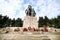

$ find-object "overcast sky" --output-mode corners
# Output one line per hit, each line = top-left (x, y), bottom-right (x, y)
(0, 0), (60, 20)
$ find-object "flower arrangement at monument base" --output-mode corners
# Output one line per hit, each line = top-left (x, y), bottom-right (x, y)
(14, 28), (20, 32)
(23, 28), (28, 32)
(23, 27), (39, 32)
(14, 29), (19, 32)
(28, 27), (32, 30)
(44, 27), (48, 32)
(34, 28), (38, 32)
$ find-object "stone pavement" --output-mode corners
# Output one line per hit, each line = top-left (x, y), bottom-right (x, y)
(0, 32), (60, 40)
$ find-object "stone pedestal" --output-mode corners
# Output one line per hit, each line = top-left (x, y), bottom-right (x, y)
(23, 16), (38, 29)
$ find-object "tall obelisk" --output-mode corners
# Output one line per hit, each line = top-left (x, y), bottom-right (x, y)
(23, 5), (38, 29)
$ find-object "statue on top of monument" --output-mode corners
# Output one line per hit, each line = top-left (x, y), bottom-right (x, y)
(25, 5), (36, 17)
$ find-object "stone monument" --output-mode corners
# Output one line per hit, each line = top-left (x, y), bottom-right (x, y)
(23, 5), (38, 29)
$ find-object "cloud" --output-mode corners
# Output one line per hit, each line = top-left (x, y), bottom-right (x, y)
(0, 0), (60, 20)
(35, 0), (60, 19)
(0, 0), (24, 19)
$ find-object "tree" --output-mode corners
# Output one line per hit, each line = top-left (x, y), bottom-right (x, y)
(44, 16), (49, 26)
(0, 15), (3, 28)
(11, 18), (23, 27)
(38, 17), (44, 27)
(16, 18), (23, 27)
(11, 18), (15, 27)
(57, 16), (60, 28)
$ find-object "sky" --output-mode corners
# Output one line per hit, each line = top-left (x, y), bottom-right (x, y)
(0, 0), (60, 20)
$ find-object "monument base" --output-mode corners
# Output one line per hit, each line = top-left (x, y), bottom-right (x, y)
(23, 16), (38, 29)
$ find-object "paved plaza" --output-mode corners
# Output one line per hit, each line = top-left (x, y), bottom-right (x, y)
(0, 32), (60, 40)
